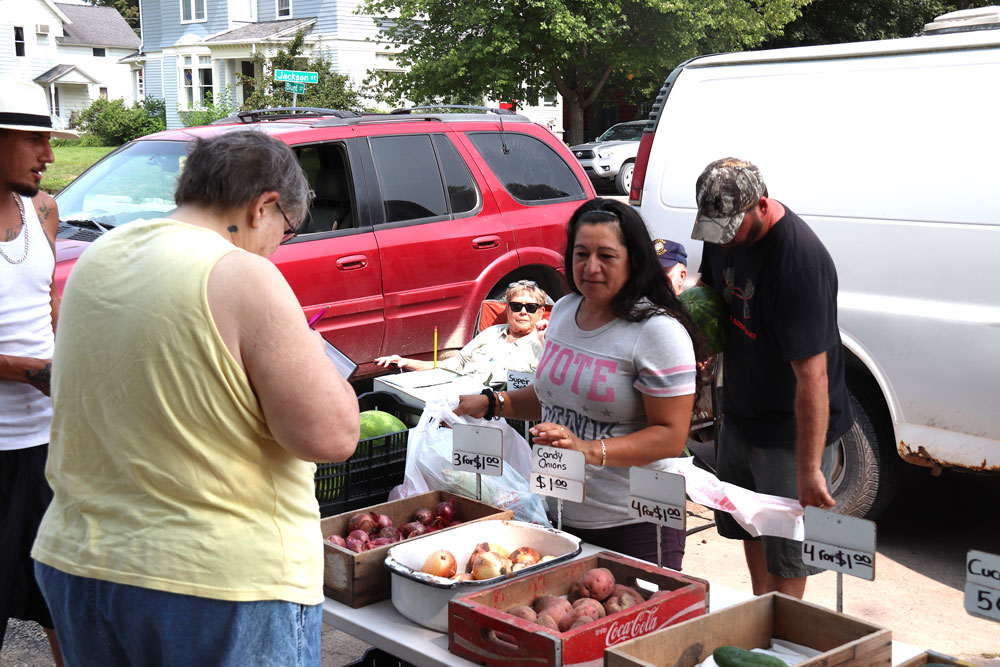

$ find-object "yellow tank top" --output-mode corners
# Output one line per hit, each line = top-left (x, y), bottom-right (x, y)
(33, 219), (323, 604)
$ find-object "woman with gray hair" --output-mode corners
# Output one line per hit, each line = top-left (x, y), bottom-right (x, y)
(375, 280), (549, 381)
(32, 130), (359, 666)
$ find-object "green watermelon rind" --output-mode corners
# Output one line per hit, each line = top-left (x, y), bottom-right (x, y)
(315, 410), (407, 503)
(679, 286), (728, 354)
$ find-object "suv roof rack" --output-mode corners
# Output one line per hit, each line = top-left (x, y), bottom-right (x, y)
(390, 104), (517, 115)
(211, 107), (362, 125)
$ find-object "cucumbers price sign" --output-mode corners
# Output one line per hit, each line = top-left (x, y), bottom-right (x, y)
(802, 507), (876, 581)
(966, 550), (1000, 623)
(628, 467), (686, 531)
(531, 445), (585, 503)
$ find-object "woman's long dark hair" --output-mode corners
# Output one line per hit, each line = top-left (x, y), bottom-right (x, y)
(563, 198), (714, 366)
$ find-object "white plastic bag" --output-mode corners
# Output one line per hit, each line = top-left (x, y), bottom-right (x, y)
(388, 396), (551, 527)
(664, 456), (805, 540)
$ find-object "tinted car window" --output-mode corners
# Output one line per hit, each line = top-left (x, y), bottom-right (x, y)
(433, 134), (479, 215)
(370, 134), (447, 223)
(467, 132), (585, 203)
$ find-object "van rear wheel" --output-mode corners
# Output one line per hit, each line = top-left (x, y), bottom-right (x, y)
(830, 376), (902, 520)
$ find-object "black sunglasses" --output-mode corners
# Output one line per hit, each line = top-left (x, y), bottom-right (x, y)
(276, 202), (297, 240)
(508, 301), (541, 314)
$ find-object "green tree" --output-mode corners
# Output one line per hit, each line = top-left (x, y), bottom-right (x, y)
(761, 0), (997, 48)
(87, 0), (140, 36)
(360, 0), (811, 145)
(237, 32), (362, 112)
(71, 97), (165, 145)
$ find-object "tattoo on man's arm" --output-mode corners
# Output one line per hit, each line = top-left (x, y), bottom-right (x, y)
(4, 227), (16, 242)
(39, 201), (51, 221)
(25, 363), (52, 393)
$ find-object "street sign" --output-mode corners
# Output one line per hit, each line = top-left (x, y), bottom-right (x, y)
(275, 69), (318, 84)
(284, 81), (305, 94)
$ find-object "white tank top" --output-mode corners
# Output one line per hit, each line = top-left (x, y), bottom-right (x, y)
(0, 194), (55, 450)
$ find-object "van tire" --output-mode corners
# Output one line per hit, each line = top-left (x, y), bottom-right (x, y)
(831, 376), (902, 520)
(615, 162), (634, 195)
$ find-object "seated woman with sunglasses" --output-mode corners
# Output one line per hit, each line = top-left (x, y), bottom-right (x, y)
(375, 281), (549, 380)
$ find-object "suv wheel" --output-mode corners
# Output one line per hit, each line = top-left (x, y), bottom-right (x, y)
(615, 162), (634, 195)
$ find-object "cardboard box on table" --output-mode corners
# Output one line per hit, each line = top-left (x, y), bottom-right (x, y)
(321, 491), (511, 608)
(448, 551), (709, 667)
(605, 592), (892, 667)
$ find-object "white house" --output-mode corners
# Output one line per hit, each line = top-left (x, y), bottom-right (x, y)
(132, 0), (563, 131)
(1, 0), (141, 128)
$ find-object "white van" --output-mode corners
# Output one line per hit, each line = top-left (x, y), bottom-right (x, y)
(631, 10), (1000, 519)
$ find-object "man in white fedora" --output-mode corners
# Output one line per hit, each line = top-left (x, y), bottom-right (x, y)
(0, 76), (75, 666)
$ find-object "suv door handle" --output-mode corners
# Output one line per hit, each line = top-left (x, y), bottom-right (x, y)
(336, 254), (368, 270)
(472, 235), (501, 250)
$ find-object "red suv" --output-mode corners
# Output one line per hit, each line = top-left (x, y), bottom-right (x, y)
(54, 108), (595, 378)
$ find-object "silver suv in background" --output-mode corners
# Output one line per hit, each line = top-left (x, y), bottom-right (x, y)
(569, 120), (644, 195)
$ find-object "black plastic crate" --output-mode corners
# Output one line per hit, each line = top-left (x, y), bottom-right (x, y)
(314, 392), (419, 518)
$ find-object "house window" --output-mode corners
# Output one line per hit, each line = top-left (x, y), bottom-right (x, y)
(93, 47), (106, 57)
(182, 57), (213, 107)
(181, 0), (206, 22)
(241, 60), (255, 104)
(134, 68), (144, 100)
(99, 87), (108, 98)
(277, 0), (291, 17)
(14, 26), (25, 57)
(52, 88), (60, 116)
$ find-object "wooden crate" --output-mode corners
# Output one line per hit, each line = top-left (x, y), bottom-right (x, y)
(897, 650), (977, 666)
(448, 551), (709, 667)
(321, 491), (512, 608)
(605, 592), (892, 667)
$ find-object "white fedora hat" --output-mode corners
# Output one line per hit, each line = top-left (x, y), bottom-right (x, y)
(0, 76), (79, 139)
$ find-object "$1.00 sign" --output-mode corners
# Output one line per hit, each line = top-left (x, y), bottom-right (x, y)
(531, 445), (585, 503)
(965, 550), (1000, 623)
(628, 467), (686, 531)
(451, 423), (503, 476)
(802, 507), (876, 581)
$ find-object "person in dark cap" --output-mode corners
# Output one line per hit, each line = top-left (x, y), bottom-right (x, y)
(654, 238), (688, 294)
(692, 157), (852, 599)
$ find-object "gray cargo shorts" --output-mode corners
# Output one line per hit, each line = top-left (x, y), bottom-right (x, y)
(713, 424), (838, 579)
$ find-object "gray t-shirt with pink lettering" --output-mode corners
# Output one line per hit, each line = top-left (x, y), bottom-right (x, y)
(533, 294), (696, 529)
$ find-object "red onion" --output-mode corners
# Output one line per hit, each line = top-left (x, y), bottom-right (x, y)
(347, 529), (369, 544)
(434, 499), (456, 523)
(399, 521), (427, 538)
(412, 508), (434, 525)
(374, 513), (394, 530)
(346, 537), (365, 553)
(325, 534), (347, 548)
(377, 526), (400, 541)
(348, 512), (376, 535)
(369, 537), (394, 548)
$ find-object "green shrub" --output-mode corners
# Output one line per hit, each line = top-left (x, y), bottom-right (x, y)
(178, 88), (235, 127)
(71, 97), (166, 145)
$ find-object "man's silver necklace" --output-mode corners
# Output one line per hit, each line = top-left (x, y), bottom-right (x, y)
(1, 193), (29, 264)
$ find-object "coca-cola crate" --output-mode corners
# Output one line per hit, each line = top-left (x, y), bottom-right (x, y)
(448, 551), (708, 667)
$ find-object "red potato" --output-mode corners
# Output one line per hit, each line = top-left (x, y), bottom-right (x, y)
(534, 613), (559, 631)
(505, 605), (537, 622)
(566, 579), (582, 602)
(532, 596), (572, 626)
(604, 590), (641, 615)
(571, 597), (606, 619)
(557, 610), (583, 632)
(570, 615), (595, 630)
(577, 567), (616, 601)
(611, 584), (644, 604)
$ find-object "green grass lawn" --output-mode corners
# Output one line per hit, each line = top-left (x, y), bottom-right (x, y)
(43, 145), (115, 194)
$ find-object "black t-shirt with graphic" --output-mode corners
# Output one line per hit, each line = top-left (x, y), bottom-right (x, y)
(699, 205), (852, 448)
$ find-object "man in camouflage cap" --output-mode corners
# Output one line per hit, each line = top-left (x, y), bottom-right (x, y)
(692, 157), (853, 599)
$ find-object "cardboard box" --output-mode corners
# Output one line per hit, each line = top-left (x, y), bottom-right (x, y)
(897, 650), (977, 666)
(321, 491), (512, 608)
(448, 551), (709, 667)
(605, 592), (891, 667)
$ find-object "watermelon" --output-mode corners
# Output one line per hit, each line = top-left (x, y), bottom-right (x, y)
(315, 410), (406, 505)
(679, 286), (728, 354)
(359, 410), (407, 448)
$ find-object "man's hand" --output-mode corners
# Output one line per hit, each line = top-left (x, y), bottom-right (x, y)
(25, 360), (53, 396)
(798, 467), (836, 509)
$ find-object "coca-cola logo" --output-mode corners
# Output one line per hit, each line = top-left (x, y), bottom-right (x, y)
(604, 609), (663, 646)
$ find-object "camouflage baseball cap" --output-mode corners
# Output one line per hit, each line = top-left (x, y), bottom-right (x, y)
(691, 158), (766, 244)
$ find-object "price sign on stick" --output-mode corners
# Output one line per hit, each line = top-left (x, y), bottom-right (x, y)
(628, 467), (686, 532)
(531, 445), (585, 503)
(452, 424), (503, 476)
(506, 370), (534, 391)
(965, 550), (1000, 623)
(802, 507), (876, 581)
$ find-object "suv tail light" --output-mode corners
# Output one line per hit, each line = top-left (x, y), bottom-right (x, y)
(629, 130), (654, 205)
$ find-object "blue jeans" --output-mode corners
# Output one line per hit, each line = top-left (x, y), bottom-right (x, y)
(35, 562), (321, 666)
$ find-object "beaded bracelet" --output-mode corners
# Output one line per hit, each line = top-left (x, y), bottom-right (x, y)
(481, 388), (496, 420)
